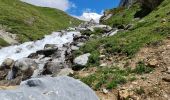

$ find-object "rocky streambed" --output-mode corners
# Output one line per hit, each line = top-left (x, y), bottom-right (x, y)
(0, 20), (118, 100)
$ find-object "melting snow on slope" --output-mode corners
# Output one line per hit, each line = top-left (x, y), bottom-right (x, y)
(0, 31), (80, 64)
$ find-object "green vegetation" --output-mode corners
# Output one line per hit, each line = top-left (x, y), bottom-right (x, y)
(0, 38), (9, 46)
(80, 67), (130, 90)
(101, 4), (140, 27)
(0, 0), (81, 45)
(78, 65), (153, 90)
(134, 87), (145, 95)
(88, 50), (100, 66)
(132, 62), (153, 74)
(73, 0), (169, 92)
(77, 0), (170, 60)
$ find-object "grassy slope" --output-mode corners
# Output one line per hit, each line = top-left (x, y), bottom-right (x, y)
(101, 4), (141, 27)
(78, 0), (170, 58)
(0, 0), (81, 44)
(75, 0), (170, 90)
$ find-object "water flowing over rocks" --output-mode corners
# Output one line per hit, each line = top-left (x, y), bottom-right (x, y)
(0, 76), (99, 100)
(0, 20), (118, 99)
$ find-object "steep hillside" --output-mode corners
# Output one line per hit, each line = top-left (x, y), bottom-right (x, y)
(73, 0), (170, 99)
(0, 0), (81, 46)
(84, 0), (170, 57)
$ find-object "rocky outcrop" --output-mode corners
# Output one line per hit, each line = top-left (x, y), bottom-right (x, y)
(0, 76), (99, 100)
(0, 29), (18, 45)
(139, 0), (164, 10)
(119, 0), (136, 8)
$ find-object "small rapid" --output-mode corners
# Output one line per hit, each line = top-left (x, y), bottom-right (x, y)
(0, 31), (80, 64)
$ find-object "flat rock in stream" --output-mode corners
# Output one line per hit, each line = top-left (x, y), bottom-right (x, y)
(0, 76), (99, 100)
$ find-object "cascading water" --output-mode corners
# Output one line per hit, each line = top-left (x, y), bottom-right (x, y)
(0, 31), (80, 65)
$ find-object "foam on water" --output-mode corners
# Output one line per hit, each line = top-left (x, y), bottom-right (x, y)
(0, 31), (80, 64)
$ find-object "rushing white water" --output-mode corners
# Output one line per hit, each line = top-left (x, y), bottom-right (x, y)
(0, 31), (80, 64)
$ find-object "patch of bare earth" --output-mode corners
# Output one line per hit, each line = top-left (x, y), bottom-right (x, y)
(76, 37), (170, 100)
(0, 86), (17, 90)
(118, 37), (170, 100)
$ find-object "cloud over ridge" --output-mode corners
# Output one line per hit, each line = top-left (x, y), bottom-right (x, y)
(21, 0), (75, 11)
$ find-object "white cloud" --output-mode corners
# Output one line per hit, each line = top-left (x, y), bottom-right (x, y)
(73, 9), (103, 23)
(21, 0), (75, 11)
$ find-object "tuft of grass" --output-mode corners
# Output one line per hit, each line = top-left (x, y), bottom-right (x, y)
(0, 38), (9, 46)
(80, 67), (132, 90)
(133, 62), (153, 75)
(134, 87), (145, 95)
(87, 50), (100, 66)
(129, 76), (137, 82)
(78, 64), (153, 90)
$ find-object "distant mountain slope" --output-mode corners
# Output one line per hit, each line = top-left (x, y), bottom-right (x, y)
(80, 0), (170, 59)
(0, 0), (81, 46)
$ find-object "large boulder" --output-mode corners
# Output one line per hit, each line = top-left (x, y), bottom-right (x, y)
(36, 48), (58, 57)
(0, 76), (99, 100)
(14, 58), (38, 72)
(73, 53), (91, 66)
(42, 59), (66, 75)
(12, 58), (38, 80)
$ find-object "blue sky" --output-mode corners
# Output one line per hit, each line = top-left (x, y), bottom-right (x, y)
(67, 0), (120, 16)
(21, 0), (120, 22)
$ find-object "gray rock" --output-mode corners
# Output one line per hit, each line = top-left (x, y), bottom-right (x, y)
(100, 63), (107, 67)
(104, 29), (118, 36)
(44, 44), (58, 50)
(14, 58), (38, 72)
(99, 55), (106, 59)
(67, 27), (76, 31)
(57, 68), (74, 76)
(10, 58), (38, 80)
(74, 53), (91, 66)
(42, 59), (67, 75)
(71, 45), (79, 51)
(88, 25), (111, 32)
(119, 0), (136, 8)
(76, 42), (85, 47)
(102, 88), (109, 94)
(0, 58), (14, 69)
(36, 48), (58, 57)
(101, 14), (113, 21)
(125, 24), (134, 30)
(0, 76), (99, 100)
